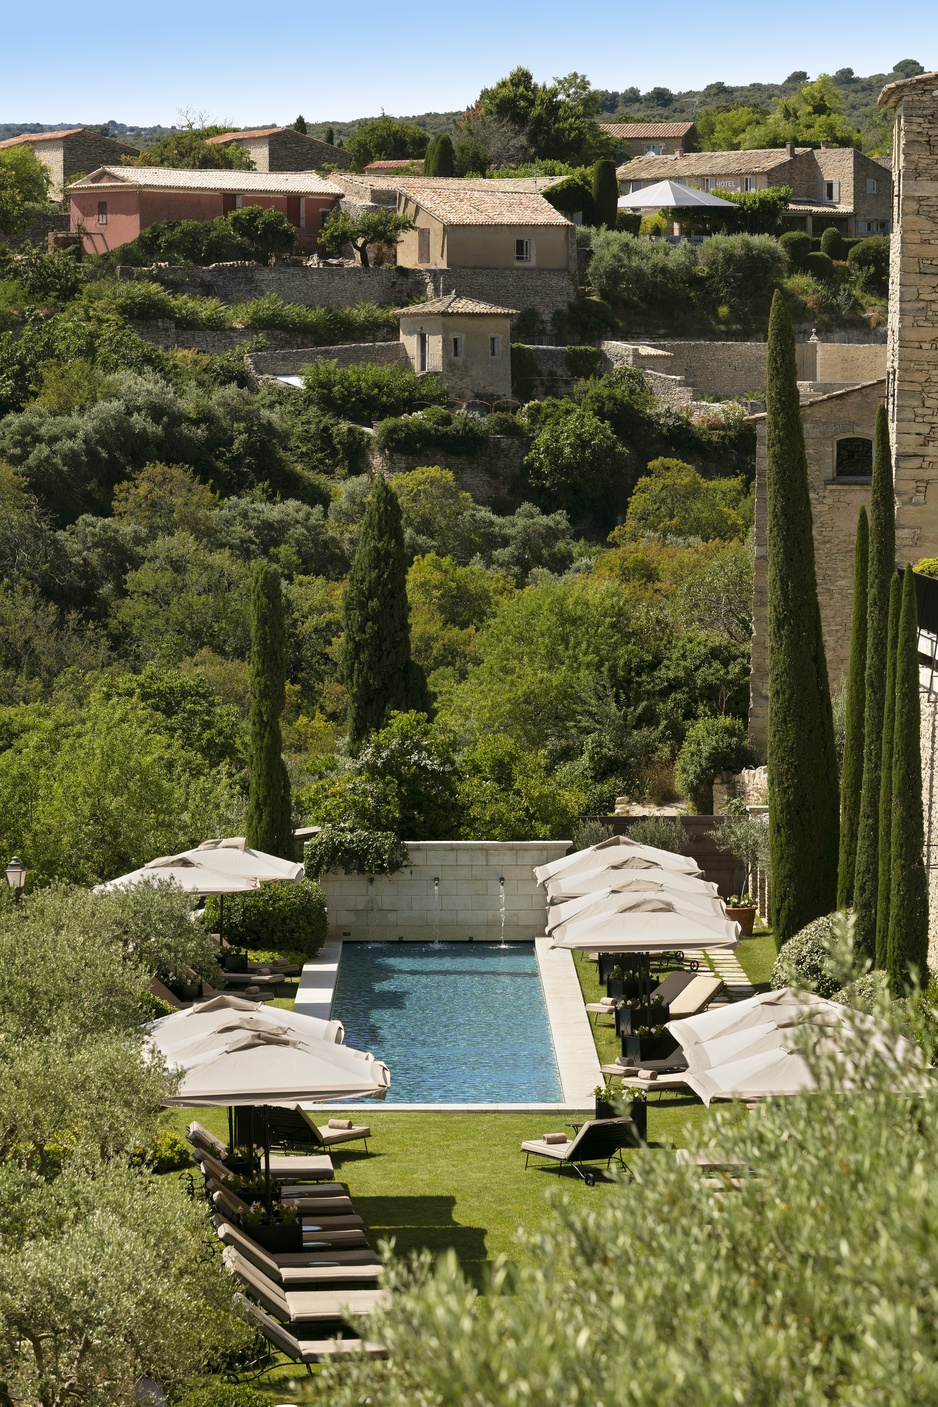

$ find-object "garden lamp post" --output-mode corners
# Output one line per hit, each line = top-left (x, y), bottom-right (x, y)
(5, 856), (26, 903)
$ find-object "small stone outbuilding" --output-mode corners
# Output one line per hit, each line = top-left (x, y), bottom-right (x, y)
(601, 121), (696, 159)
(0, 127), (139, 199)
(205, 126), (351, 170)
(397, 293), (516, 400)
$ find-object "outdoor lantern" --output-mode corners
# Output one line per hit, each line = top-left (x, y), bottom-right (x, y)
(5, 856), (26, 898)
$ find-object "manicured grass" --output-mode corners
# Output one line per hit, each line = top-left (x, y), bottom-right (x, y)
(737, 931), (778, 989)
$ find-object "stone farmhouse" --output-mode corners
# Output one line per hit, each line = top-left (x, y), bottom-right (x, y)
(0, 127), (138, 199)
(391, 179), (577, 272)
(619, 145), (893, 236)
(601, 121), (696, 159)
(68, 167), (343, 254)
(396, 294), (516, 399)
(204, 126), (351, 171)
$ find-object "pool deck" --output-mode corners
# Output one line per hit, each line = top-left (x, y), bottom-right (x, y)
(292, 937), (601, 1113)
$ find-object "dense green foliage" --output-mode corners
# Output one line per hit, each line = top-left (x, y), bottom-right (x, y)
(318, 208), (415, 267)
(423, 133), (455, 177)
(854, 406), (896, 963)
(101, 206), (298, 268)
(245, 562), (292, 859)
(0, 146), (49, 237)
(203, 876), (327, 957)
(886, 567), (929, 994)
(134, 128), (254, 169)
(765, 291), (839, 944)
(837, 506), (868, 908)
(675, 715), (751, 813)
(771, 914), (840, 997)
(875, 576), (902, 969)
(345, 115), (430, 169)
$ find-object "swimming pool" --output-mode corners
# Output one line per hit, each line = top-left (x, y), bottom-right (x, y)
(330, 942), (563, 1103)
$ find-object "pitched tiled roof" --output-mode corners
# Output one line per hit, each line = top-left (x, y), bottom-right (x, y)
(397, 293), (518, 317)
(601, 122), (695, 139)
(69, 166), (344, 196)
(365, 159), (425, 172)
(618, 148), (810, 180)
(0, 127), (85, 148)
(205, 128), (283, 144)
(395, 179), (571, 226)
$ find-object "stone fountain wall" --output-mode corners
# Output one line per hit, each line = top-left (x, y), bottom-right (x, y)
(316, 840), (570, 943)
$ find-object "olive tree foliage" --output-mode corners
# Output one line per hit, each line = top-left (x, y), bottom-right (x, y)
(320, 1015), (936, 1407)
(0, 147), (49, 238)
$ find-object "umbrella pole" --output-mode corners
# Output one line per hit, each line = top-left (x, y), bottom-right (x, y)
(264, 1107), (272, 1220)
(228, 1105), (233, 1155)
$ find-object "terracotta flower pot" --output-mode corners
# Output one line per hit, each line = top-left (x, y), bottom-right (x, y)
(726, 905), (757, 937)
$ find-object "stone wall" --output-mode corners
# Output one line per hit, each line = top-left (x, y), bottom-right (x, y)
(749, 380), (884, 757)
(119, 262), (576, 325)
(816, 342), (888, 383)
(129, 319), (399, 357)
(247, 341), (407, 378)
(369, 435), (531, 512)
(603, 339), (770, 399)
(316, 840), (570, 942)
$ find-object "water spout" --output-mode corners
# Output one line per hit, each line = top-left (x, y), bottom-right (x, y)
(431, 877), (442, 948)
(498, 876), (509, 948)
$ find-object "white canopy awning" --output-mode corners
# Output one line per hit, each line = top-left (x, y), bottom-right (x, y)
(617, 179), (737, 210)
(535, 835), (701, 885)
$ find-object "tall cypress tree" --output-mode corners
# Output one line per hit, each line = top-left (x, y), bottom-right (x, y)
(424, 134), (455, 177)
(341, 477), (426, 750)
(886, 566), (929, 994)
(853, 405), (896, 961)
(591, 159), (619, 230)
(246, 561), (293, 859)
(837, 506), (869, 907)
(874, 573), (902, 969)
(764, 290), (839, 945)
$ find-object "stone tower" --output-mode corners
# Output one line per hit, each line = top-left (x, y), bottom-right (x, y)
(879, 71), (938, 561)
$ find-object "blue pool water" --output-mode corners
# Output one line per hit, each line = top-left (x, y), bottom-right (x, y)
(331, 942), (562, 1103)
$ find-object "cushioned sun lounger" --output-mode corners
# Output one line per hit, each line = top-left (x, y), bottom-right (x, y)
(521, 1117), (642, 1185)
(224, 1246), (388, 1324)
(235, 1293), (386, 1365)
(665, 974), (724, 1020)
(214, 1219), (380, 1286)
(197, 1152), (343, 1198)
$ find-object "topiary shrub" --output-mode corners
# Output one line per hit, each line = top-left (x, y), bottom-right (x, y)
(675, 717), (752, 814)
(847, 235), (890, 293)
(779, 231), (812, 271)
(804, 250), (835, 282)
(771, 915), (840, 997)
(819, 226), (847, 262)
(203, 878), (328, 958)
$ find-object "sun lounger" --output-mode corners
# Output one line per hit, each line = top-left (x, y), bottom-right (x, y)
(189, 1123), (336, 1181)
(665, 974), (724, 1020)
(235, 1294), (386, 1365)
(196, 1151), (342, 1197)
(221, 970), (286, 987)
(291, 1109), (372, 1153)
(187, 1121), (227, 1158)
(214, 1219), (380, 1286)
(209, 1186), (368, 1240)
(521, 1117), (642, 1185)
(224, 1246), (388, 1324)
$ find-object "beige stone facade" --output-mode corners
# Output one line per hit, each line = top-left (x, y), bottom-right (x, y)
(397, 294), (514, 399)
(749, 380), (884, 757)
(205, 126), (351, 170)
(392, 182), (576, 272)
(0, 128), (138, 198)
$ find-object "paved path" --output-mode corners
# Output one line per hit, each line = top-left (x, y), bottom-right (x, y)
(703, 948), (756, 1001)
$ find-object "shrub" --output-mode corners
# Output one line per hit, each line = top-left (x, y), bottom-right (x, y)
(175, 1388), (268, 1407)
(627, 816), (688, 853)
(302, 360), (447, 423)
(374, 409), (486, 456)
(305, 825), (410, 877)
(847, 235), (890, 293)
(484, 411), (525, 436)
(772, 914), (840, 997)
(804, 250), (835, 282)
(914, 557), (938, 579)
(571, 820), (615, 850)
(134, 1128), (193, 1173)
(837, 968), (889, 1013)
(675, 716), (752, 813)
(564, 345), (603, 380)
(819, 225), (847, 261)
(202, 878), (328, 958)
(779, 231), (812, 270)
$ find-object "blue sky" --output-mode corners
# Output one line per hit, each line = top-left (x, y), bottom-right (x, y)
(3, 1), (936, 125)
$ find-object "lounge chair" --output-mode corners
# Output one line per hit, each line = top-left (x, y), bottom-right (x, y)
(209, 1186), (368, 1242)
(188, 1122), (336, 1181)
(521, 1117), (642, 1185)
(236, 1104), (371, 1156)
(665, 974), (724, 1020)
(299, 1114), (372, 1152)
(235, 1294), (386, 1366)
(221, 969), (287, 987)
(224, 1246), (388, 1324)
(200, 1163), (355, 1216)
(196, 1150), (341, 1197)
(585, 996), (619, 1024)
(214, 1218), (380, 1286)
(187, 1121), (227, 1158)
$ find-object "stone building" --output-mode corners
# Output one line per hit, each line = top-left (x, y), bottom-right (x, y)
(392, 180), (576, 272)
(204, 126), (351, 170)
(0, 127), (138, 199)
(601, 121), (696, 159)
(748, 379), (884, 756)
(396, 293), (516, 400)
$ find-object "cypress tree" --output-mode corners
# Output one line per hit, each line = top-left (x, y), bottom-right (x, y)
(591, 159), (619, 230)
(764, 290), (839, 944)
(424, 134), (455, 177)
(324, 127), (335, 146)
(837, 506), (869, 907)
(292, 115), (308, 135)
(874, 573), (902, 968)
(341, 477), (426, 750)
(246, 561), (293, 860)
(853, 405), (896, 961)
(886, 566), (929, 994)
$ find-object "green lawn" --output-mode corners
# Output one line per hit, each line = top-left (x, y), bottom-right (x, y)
(738, 930), (778, 989)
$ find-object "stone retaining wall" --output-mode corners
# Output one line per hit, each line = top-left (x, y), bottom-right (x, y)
(369, 435), (530, 511)
(247, 341), (407, 377)
(316, 840), (570, 942)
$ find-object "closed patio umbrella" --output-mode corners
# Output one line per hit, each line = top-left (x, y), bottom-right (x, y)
(546, 865), (718, 903)
(177, 838), (304, 884)
(546, 882), (725, 930)
(617, 179), (737, 210)
(535, 835), (701, 885)
(550, 893), (739, 950)
(146, 993), (345, 1058)
(94, 857), (259, 897)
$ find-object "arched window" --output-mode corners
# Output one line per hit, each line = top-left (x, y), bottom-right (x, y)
(835, 436), (873, 479)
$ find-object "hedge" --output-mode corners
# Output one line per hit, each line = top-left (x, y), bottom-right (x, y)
(202, 877), (328, 958)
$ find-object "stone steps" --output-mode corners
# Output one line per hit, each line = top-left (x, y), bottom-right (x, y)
(702, 949), (756, 1001)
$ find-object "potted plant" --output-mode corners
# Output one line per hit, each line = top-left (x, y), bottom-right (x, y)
(593, 1085), (618, 1120)
(622, 1026), (679, 1063)
(725, 892), (758, 937)
(617, 995), (670, 1037)
(606, 963), (626, 999)
(223, 949), (249, 973)
(241, 1202), (302, 1253)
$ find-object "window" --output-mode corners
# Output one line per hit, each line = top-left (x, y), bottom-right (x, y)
(417, 332), (428, 373)
(866, 177), (878, 195)
(743, 176), (756, 193)
(822, 180), (841, 204)
(835, 436), (873, 479)
(97, 201), (108, 226)
(514, 238), (532, 263)
(451, 335), (463, 359)
(489, 335), (501, 358)
(417, 227), (430, 264)
(643, 143), (663, 156)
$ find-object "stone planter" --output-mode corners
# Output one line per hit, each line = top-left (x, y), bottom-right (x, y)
(726, 905), (757, 937)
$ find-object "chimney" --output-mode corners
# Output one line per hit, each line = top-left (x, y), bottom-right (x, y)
(786, 140), (797, 158)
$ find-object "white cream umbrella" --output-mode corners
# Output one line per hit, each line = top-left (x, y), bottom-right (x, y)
(546, 865), (719, 903)
(94, 858), (258, 897)
(146, 993), (345, 1056)
(534, 835), (701, 885)
(162, 1027), (390, 1107)
(546, 884), (726, 931)
(685, 1046), (815, 1104)
(177, 838), (304, 884)
(668, 988), (835, 1049)
(617, 178), (737, 211)
(550, 893), (739, 951)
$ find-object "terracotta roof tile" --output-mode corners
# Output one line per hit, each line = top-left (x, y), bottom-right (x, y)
(395, 179), (571, 226)
(0, 127), (86, 148)
(69, 165), (344, 196)
(602, 122), (695, 139)
(365, 159), (425, 172)
(205, 128), (284, 144)
(618, 148), (810, 180)
(397, 293), (518, 317)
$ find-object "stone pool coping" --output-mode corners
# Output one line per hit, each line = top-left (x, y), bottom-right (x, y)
(293, 937), (601, 1110)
